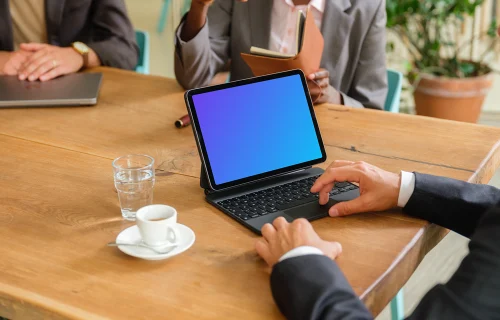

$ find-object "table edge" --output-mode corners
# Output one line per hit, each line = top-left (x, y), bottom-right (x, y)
(360, 138), (500, 315)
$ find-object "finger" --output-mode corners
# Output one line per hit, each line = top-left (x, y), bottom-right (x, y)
(28, 59), (58, 81)
(326, 160), (355, 170)
(318, 182), (334, 205)
(261, 223), (276, 242)
(326, 241), (343, 259)
(19, 52), (51, 80)
(255, 239), (274, 267)
(39, 66), (63, 81)
(329, 197), (365, 217)
(291, 218), (311, 235)
(308, 88), (321, 97)
(308, 69), (329, 80)
(19, 43), (48, 52)
(311, 166), (362, 193)
(318, 77), (329, 88)
(272, 217), (288, 231)
(21, 48), (51, 70)
(307, 81), (322, 96)
(3, 57), (23, 75)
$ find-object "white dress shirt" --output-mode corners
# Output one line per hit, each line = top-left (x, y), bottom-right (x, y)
(280, 171), (416, 262)
(269, 0), (325, 55)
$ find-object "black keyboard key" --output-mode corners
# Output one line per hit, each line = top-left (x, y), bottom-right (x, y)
(250, 214), (259, 218)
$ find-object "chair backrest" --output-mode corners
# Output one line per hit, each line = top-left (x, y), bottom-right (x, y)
(384, 69), (403, 113)
(135, 30), (150, 75)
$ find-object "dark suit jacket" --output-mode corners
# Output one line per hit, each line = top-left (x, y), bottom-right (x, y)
(174, 0), (388, 110)
(271, 173), (500, 319)
(0, 0), (138, 70)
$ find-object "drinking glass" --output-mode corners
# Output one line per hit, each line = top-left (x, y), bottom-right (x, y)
(112, 155), (155, 221)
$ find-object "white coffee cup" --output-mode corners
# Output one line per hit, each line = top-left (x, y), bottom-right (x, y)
(136, 205), (180, 247)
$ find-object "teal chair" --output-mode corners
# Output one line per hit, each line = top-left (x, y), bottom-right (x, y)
(384, 69), (403, 113)
(157, 0), (171, 33)
(135, 30), (150, 75)
(384, 69), (404, 320)
(157, 0), (191, 33)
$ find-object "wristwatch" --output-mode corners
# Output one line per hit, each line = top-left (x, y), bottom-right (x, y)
(71, 42), (90, 69)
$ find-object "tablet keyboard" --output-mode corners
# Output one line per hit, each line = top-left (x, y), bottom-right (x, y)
(217, 175), (358, 221)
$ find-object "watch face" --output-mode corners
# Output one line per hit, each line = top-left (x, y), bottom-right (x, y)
(74, 42), (89, 53)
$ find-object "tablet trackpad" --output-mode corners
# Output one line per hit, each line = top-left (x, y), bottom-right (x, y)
(284, 199), (337, 220)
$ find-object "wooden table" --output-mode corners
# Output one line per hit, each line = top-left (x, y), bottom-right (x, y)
(0, 67), (499, 319)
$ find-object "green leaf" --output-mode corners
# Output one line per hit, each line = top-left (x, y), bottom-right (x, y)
(386, 41), (395, 52)
(458, 62), (476, 77)
(487, 19), (498, 38)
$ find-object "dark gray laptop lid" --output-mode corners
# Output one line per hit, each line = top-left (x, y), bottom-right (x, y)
(0, 72), (103, 107)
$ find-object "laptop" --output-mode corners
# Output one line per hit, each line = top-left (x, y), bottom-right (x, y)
(184, 70), (360, 234)
(0, 73), (102, 108)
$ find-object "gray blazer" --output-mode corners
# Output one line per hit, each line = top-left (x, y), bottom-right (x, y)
(174, 0), (388, 109)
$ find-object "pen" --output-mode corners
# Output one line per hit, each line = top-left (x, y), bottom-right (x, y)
(175, 114), (191, 128)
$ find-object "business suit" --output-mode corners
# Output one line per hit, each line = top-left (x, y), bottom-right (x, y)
(271, 173), (500, 319)
(0, 0), (138, 70)
(175, 0), (388, 110)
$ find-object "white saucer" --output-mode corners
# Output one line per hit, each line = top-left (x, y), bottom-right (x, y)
(115, 224), (195, 261)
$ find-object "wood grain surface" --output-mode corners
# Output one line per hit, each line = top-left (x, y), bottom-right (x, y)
(0, 67), (499, 319)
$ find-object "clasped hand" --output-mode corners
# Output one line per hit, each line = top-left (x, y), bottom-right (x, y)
(1, 43), (84, 81)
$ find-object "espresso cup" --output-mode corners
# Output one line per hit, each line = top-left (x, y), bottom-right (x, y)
(136, 205), (179, 247)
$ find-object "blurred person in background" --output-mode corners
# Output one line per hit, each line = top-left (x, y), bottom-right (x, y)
(0, 0), (138, 81)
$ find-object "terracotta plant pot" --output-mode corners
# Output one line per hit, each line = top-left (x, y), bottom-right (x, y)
(414, 73), (494, 123)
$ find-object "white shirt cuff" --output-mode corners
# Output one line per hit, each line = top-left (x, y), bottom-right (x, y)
(398, 171), (415, 207)
(279, 246), (324, 262)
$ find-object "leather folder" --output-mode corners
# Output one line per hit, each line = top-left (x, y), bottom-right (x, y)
(241, 8), (324, 77)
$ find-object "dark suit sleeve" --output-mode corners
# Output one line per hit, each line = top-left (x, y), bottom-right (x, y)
(406, 204), (500, 319)
(341, 0), (387, 110)
(86, 0), (139, 70)
(403, 173), (500, 238)
(271, 255), (373, 320)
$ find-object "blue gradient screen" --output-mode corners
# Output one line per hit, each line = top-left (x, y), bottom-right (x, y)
(192, 74), (323, 185)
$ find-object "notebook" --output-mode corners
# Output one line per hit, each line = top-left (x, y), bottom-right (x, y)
(241, 7), (324, 77)
(249, 10), (306, 59)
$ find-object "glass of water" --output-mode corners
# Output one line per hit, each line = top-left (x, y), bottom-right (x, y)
(112, 155), (155, 221)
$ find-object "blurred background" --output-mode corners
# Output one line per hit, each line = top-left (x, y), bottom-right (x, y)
(125, 0), (500, 125)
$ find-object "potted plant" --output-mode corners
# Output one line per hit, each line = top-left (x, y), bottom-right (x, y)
(386, 0), (498, 123)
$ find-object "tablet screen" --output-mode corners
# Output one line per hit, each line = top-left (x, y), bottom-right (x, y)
(188, 71), (326, 190)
